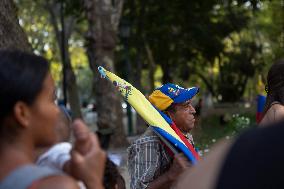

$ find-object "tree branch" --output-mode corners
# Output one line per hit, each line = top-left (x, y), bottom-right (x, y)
(145, 42), (156, 91)
(195, 71), (216, 96)
(45, 1), (61, 47)
(111, 0), (124, 31)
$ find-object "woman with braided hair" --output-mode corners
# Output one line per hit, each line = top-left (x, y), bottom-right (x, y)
(260, 60), (284, 126)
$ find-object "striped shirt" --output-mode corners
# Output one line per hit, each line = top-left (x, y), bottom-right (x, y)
(127, 127), (195, 189)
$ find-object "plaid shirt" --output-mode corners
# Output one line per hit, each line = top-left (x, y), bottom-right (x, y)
(127, 127), (195, 189)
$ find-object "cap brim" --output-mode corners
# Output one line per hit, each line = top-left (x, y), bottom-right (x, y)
(174, 87), (199, 103)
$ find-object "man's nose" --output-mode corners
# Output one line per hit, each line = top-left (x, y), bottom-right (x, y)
(189, 105), (196, 114)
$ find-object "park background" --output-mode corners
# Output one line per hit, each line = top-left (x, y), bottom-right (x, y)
(1, 0), (283, 187)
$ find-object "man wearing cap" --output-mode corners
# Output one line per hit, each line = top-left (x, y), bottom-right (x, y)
(128, 83), (199, 189)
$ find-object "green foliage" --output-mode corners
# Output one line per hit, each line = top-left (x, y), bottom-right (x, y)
(16, 0), (62, 81)
(16, 0), (91, 99)
(15, 0), (284, 105)
(227, 113), (252, 135)
(194, 112), (256, 151)
(256, 1), (284, 61)
(216, 31), (265, 101)
(120, 0), (271, 102)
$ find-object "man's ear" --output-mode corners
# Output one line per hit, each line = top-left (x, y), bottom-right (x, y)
(166, 111), (174, 120)
(13, 101), (31, 129)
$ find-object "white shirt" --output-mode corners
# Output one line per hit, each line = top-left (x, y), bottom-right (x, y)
(36, 142), (72, 171)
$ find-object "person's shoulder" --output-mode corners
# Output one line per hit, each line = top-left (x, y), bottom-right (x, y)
(32, 175), (80, 189)
(127, 128), (162, 154)
(260, 103), (284, 126)
(1, 165), (78, 189)
(270, 103), (284, 113)
(132, 127), (161, 146)
(267, 103), (284, 119)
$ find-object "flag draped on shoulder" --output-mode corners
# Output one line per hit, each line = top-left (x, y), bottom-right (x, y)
(98, 66), (199, 164)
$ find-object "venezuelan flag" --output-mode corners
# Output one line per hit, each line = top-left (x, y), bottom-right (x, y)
(98, 66), (199, 164)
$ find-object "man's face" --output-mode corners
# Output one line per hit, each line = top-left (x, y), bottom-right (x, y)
(168, 100), (196, 133)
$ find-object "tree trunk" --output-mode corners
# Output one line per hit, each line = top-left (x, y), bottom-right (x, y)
(84, 0), (128, 147)
(195, 71), (216, 97)
(0, 0), (31, 51)
(161, 62), (173, 84)
(46, 1), (82, 118)
(129, 0), (147, 134)
(133, 52), (146, 134)
(65, 45), (82, 119)
(145, 42), (156, 92)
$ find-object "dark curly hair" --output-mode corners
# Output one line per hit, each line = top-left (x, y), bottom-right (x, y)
(103, 158), (125, 189)
(264, 60), (284, 113)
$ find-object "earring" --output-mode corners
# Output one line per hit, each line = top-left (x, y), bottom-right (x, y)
(265, 84), (269, 94)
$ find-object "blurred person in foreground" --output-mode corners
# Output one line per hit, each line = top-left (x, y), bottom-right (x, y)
(0, 50), (105, 189)
(128, 83), (199, 189)
(173, 119), (284, 189)
(260, 60), (284, 126)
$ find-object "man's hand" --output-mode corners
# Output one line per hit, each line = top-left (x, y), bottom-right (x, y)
(166, 153), (192, 182)
(147, 153), (192, 189)
(69, 119), (106, 189)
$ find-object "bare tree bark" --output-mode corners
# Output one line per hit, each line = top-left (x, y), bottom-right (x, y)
(0, 0), (31, 51)
(45, 1), (82, 118)
(145, 42), (156, 92)
(84, 0), (128, 147)
(161, 62), (173, 84)
(134, 54), (147, 134)
(130, 0), (147, 134)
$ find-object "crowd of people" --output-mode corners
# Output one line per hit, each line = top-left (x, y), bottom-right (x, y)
(0, 49), (284, 189)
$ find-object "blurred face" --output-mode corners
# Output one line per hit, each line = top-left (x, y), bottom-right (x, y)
(168, 100), (196, 133)
(29, 73), (60, 147)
